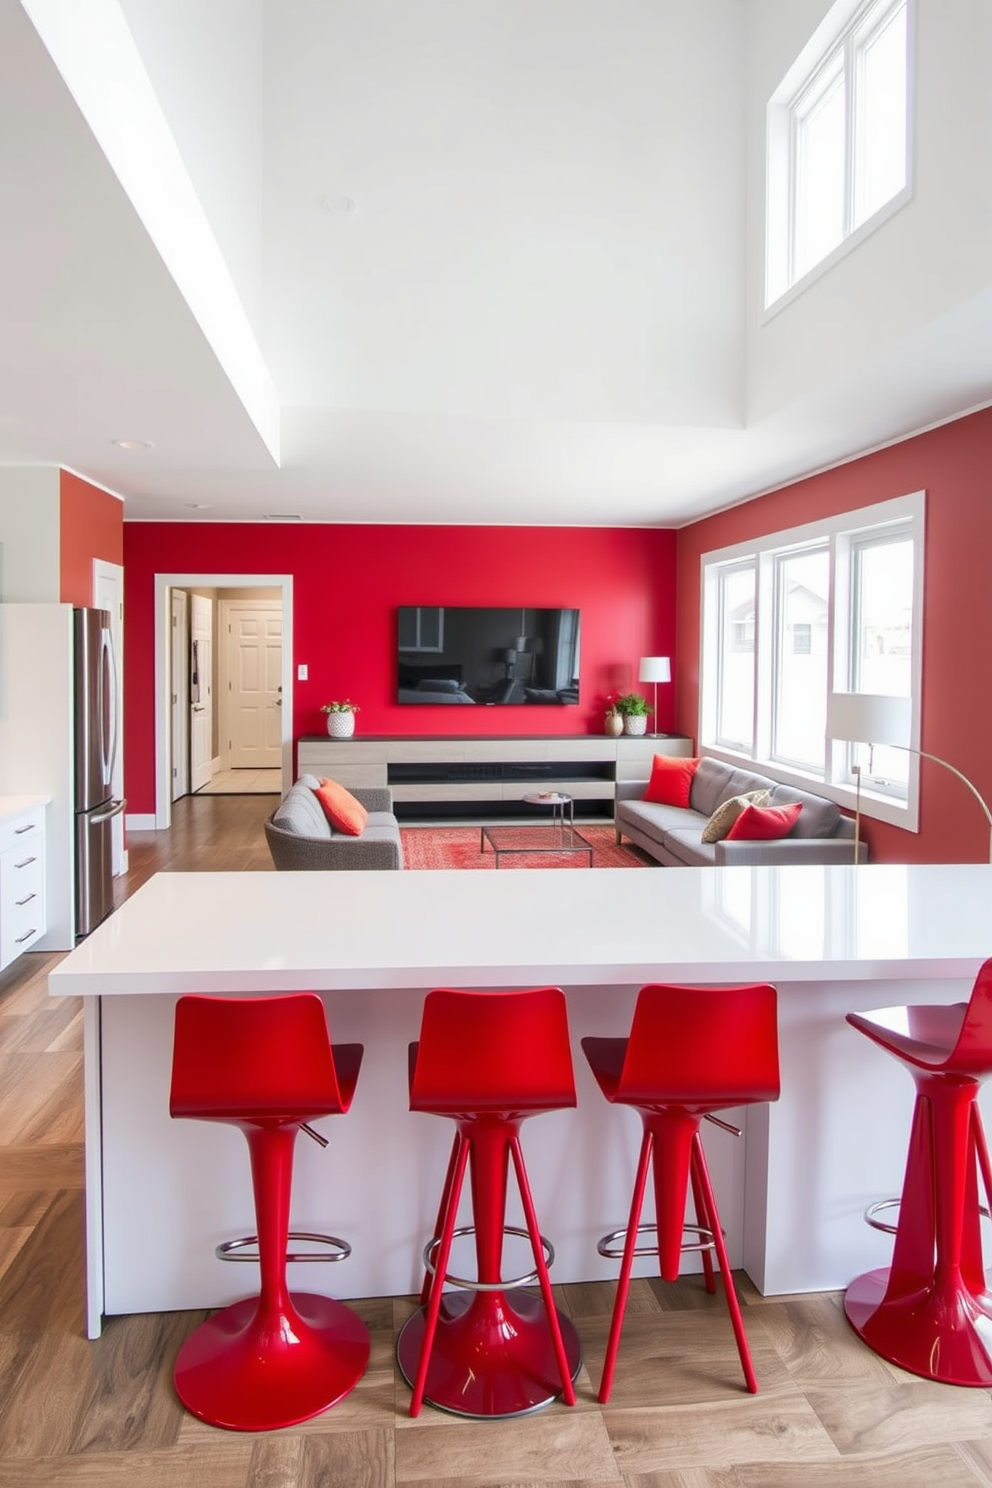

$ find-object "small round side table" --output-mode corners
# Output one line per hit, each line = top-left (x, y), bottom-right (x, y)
(522, 792), (575, 831)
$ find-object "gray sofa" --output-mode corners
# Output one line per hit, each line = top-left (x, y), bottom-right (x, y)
(264, 775), (404, 870)
(615, 756), (866, 866)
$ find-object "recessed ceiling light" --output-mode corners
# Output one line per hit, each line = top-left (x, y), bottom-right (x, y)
(319, 193), (357, 216)
(263, 514), (303, 522)
(187, 503), (212, 510)
(113, 438), (153, 450)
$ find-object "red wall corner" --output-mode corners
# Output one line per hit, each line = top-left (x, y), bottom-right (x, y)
(59, 470), (125, 606)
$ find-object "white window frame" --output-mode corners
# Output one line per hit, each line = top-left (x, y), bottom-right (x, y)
(765, 0), (914, 311)
(699, 491), (925, 833)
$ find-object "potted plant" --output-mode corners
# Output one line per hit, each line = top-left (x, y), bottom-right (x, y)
(613, 691), (653, 737)
(320, 700), (360, 739)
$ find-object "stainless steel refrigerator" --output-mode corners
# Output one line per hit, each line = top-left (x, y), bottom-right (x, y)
(74, 608), (125, 937)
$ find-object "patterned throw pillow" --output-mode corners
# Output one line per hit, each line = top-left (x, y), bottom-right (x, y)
(701, 790), (772, 843)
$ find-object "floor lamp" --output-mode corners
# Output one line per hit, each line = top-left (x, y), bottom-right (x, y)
(638, 657), (671, 737)
(827, 693), (992, 864)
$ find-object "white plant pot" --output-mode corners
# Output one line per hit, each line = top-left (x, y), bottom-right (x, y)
(623, 715), (648, 736)
(326, 712), (356, 738)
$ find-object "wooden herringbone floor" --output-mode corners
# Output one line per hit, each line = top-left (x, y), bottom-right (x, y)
(3, 795), (992, 1486)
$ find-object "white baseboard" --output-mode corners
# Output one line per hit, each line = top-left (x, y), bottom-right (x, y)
(126, 813), (157, 832)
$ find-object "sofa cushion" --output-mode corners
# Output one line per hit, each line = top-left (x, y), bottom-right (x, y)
(661, 827), (719, 866)
(617, 798), (701, 837)
(643, 754), (700, 808)
(727, 800), (803, 840)
(689, 759), (761, 816)
(766, 784), (842, 838)
(701, 789), (772, 843)
(271, 783), (332, 838)
(315, 778), (369, 836)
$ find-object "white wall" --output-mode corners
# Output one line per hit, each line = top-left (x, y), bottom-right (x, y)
(118, 0), (264, 327)
(745, 0), (992, 424)
(0, 468), (60, 601)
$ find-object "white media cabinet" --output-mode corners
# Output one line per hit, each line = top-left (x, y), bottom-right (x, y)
(297, 733), (693, 820)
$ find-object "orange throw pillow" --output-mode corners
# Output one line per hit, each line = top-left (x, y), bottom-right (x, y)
(642, 754), (700, 809)
(314, 778), (368, 836)
(725, 801), (802, 841)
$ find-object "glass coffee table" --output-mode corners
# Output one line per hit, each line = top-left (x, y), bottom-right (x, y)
(479, 821), (594, 868)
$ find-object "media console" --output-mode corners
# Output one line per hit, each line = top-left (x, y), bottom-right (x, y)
(297, 734), (694, 821)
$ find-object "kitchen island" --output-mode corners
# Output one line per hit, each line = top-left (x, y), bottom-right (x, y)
(50, 862), (992, 1338)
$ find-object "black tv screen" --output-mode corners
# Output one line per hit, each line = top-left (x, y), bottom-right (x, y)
(397, 607), (581, 706)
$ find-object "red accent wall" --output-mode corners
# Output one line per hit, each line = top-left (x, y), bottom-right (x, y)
(59, 470), (125, 605)
(122, 523), (678, 816)
(676, 407), (992, 864)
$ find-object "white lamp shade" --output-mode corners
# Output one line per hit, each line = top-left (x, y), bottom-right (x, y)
(639, 656), (671, 685)
(827, 693), (912, 748)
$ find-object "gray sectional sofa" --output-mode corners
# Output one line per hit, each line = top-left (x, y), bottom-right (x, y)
(264, 775), (404, 870)
(615, 756), (865, 866)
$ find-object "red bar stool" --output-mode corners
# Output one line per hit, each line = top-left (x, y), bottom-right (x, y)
(396, 986), (582, 1418)
(582, 981), (780, 1402)
(169, 993), (370, 1431)
(844, 959), (992, 1385)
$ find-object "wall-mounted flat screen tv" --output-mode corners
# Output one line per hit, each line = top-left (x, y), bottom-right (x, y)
(397, 606), (581, 705)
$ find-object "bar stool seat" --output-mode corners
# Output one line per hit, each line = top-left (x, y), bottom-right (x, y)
(582, 981), (780, 1402)
(396, 986), (582, 1418)
(844, 959), (992, 1385)
(169, 993), (370, 1431)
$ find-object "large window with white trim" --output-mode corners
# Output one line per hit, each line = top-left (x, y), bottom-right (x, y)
(700, 492), (925, 827)
(766, 0), (912, 307)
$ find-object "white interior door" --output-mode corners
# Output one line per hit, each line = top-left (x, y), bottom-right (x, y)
(171, 590), (189, 801)
(189, 594), (213, 792)
(223, 603), (282, 768)
(93, 559), (126, 875)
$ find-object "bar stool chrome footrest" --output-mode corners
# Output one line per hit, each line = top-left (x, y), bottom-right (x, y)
(597, 1220), (718, 1261)
(216, 1230), (353, 1264)
(863, 1196), (991, 1237)
(422, 1223), (554, 1290)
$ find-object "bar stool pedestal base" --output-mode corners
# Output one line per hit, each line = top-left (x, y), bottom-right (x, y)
(175, 1291), (371, 1431)
(845, 1267), (992, 1386)
(396, 1288), (581, 1418)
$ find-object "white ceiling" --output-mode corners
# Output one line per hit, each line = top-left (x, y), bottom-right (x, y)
(1, 0), (990, 528)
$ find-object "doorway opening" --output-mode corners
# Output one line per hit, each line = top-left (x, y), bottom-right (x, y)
(154, 574), (293, 831)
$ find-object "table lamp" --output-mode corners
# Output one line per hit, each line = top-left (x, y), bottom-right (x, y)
(638, 657), (671, 737)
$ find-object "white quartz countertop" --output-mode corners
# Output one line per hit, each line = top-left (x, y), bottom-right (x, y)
(48, 863), (992, 997)
(0, 795), (50, 823)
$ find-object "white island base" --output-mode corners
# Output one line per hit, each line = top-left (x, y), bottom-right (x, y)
(50, 864), (992, 1339)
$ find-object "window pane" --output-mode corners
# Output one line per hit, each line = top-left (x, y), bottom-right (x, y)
(717, 566), (755, 749)
(853, 534), (914, 785)
(794, 64), (845, 279)
(855, 3), (907, 224)
(772, 548), (829, 768)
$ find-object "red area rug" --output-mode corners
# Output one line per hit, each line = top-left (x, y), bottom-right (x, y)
(400, 824), (648, 870)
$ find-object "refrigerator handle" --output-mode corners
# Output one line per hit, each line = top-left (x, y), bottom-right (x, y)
(90, 798), (127, 826)
(105, 624), (120, 789)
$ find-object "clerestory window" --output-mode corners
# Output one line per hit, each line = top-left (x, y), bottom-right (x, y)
(766, 0), (912, 308)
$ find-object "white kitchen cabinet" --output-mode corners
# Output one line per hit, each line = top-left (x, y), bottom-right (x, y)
(0, 797), (48, 969)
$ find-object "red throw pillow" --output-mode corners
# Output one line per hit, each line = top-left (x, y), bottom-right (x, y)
(642, 754), (700, 809)
(314, 778), (369, 836)
(726, 801), (802, 841)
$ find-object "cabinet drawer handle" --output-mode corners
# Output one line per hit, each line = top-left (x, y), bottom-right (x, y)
(15, 892), (37, 907)
(14, 856), (37, 870)
(15, 929), (37, 944)
(14, 822), (37, 834)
